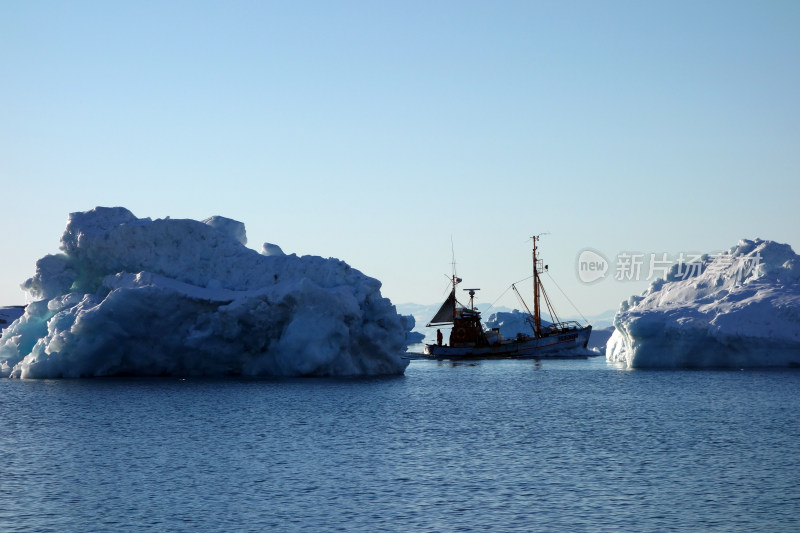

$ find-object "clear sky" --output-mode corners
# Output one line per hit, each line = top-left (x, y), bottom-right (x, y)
(2, 0), (798, 317)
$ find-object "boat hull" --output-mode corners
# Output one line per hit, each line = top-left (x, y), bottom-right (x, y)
(423, 326), (592, 359)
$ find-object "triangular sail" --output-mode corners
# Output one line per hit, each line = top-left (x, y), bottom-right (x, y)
(427, 289), (456, 326)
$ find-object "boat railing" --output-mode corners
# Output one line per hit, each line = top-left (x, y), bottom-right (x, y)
(544, 321), (586, 335)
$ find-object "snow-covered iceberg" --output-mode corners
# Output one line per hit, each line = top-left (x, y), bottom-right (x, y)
(607, 239), (800, 368)
(485, 309), (537, 339)
(0, 207), (410, 378)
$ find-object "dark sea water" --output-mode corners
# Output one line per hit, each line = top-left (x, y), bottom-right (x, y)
(1, 357), (798, 532)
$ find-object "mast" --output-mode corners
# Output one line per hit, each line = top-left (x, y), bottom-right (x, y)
(532, 235), (543, 338)
(452, 274), (458, 318)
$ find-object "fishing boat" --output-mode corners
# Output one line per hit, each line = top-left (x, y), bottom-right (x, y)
(424, 235), (592, 359)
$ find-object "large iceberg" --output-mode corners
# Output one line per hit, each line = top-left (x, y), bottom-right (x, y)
(0, 207), (410, 378)
(607, 239), (800, 368)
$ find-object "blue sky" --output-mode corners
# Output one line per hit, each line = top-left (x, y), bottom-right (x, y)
(2, 0), (798, 316)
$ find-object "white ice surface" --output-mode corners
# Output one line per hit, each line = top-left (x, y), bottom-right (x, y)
(484, 309), (544, 338)
(607, 239), (800, 368)
(0, 207), (410, 378)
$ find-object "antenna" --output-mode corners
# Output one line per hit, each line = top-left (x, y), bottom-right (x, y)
(463, 288), (480, 310)
(450, 235), (457, 278)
